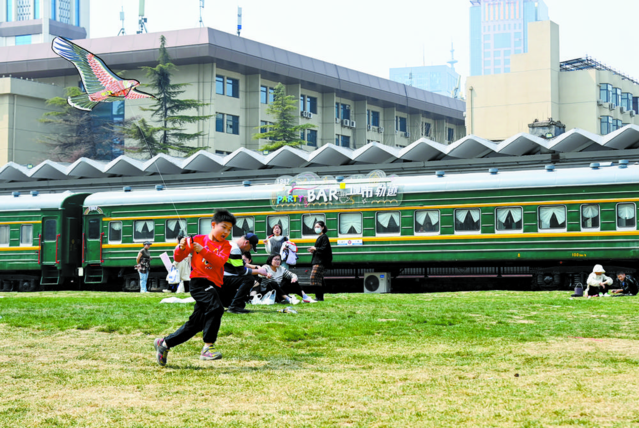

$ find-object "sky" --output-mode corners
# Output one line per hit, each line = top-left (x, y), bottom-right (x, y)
(89, 0), (639, 85)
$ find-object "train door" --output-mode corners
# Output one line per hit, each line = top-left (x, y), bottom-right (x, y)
(40, 217), (59, 266)
(84, 216), (103, 264)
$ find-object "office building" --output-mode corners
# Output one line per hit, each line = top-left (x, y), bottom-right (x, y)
(465, 21), (639, 141)
(0, 27), (466, 164)
(0, 0), (89, 46)
(469, 0), (548, 76)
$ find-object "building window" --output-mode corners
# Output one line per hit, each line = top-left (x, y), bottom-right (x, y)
(58, 0), (70, 23)
(216, 75), (224, 95)
(17, 0), (31, 20)
(599, 83), (612, 102)
(484, 51), (491, 58)
(612, 88), (621, 107)
(422, 122), (431, 137)
(376, 212), (400, 235)
(226, 78), (239, 98)
(447, 127), (454, 142)
(581, 205), (599, 230)
(504, 49), (511, 57)
(494, 51), (501, 57)
(226, 114), (239, 135)
(108, 221), (122, 243)
(494, 59), (501, 66)
(20, 224), (33, 246)
(415, 210), (439, 234)
(617, 203), (636, 229)
(366, 110), (380, 127)
(336, 103), (351, 120)
(87, 219), (100, 240)
(494, 33), (511, 49)
(302, 214), (325, 237)
(233, 217), (254, 238)
(514, 49), (521, 54)
(260, 120), (274, 140)
(396, 116), (407, 132)
(339, 213), (362, 236)
(43, 219), (57, 241)
(600, 116), (612, 135)
(454, 209), (480, 233)
(621, 93), (633, 111)
(300, 95), (317, 114)
(267, 216), (289, 236)
(307, 129), (317, 147)
(199, 218), (211, 235)
(134, 220), (154, 241)
(34, 0), (40, 18)
(496, 207), (522, 231)
(165, 220), (187, 241)
(0, 225), (9, 246)
(538, 206), (566, 230)
(335, 135), (350, 148)
(268, 87), (274, 103)
(504, 67), (510, 73)
(260, 86), (268, 104)
(74, 0), (79, 26)
(6, 0), (13, 21)
(484, 60), (491, 67)
(215, 113), (224, 132)
(613, 119), (622, 131)
(633, 97), (638, 114)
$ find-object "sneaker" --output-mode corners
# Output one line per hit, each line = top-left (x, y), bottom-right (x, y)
(290, 296), (300, 305)
(603, 293), (611, 297)
(599, 293), (603, 297)
(227, 307), (251, 314)
(200, 345), (222, 361)
(162, 289), (172, 293)
(154, 338), (169, 366)
(302, 297), (317, 303)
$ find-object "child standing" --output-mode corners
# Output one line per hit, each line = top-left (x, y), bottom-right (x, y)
(153, 209), (236, 366)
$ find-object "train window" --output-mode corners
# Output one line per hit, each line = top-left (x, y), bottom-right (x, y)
(415, 210), (440, 234)
(233, 217), (255, 238)
(44, 219), (57, 241)
(165, 220), (187, 241)
(538, 205), (566, 230)
(267, 216), (289, 236)
(0, 225), (9, 246)
(108, 222), (122, 243)
(617, 203), (636, 230)
(20, 224), (33, 246)
(339, 213), (362, 236)
(496, 207), (522, 232)
(133, 220), (155, 241)
(581, 205), (600, 230)
(87, 219), (100, 240)
(302, 214), (326, 237)
(376, 211), (401, 235)
(454, 209), (480, 233)
(199, 218), (212, 235)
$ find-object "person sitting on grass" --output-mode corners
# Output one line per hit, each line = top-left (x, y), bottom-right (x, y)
(260, 254), (316, 304)
(585, 264), (613, 298)
(610, 272), (638, 296)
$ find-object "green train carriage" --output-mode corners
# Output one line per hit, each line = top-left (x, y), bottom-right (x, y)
(80, 164), (639, 291)
(0, 191), (88, 291)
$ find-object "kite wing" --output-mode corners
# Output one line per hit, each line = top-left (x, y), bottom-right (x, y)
(127, 87), (155, 100)
(52, 37), (123, 94)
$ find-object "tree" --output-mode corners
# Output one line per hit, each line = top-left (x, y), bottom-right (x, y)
(253, 83), (317, 151)
(39, 86), (122, 162)
(124, 35), (211, 157)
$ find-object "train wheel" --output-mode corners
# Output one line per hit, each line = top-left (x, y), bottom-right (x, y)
(18, 279), (37, 292)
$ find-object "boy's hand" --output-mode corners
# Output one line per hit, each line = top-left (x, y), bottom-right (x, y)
(179, 237), (187, 250)
(192, 242), (204, 253)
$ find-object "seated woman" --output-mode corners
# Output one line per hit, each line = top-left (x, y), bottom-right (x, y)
(260, 254), (316, 304)
(585, 264), (613, 297)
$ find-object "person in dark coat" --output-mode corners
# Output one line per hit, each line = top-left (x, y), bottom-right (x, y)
(610, 272), (638, 296)
(308, 220), (332, 301)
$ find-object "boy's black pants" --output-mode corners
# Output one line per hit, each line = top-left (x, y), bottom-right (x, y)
(163, 277), (224, 348)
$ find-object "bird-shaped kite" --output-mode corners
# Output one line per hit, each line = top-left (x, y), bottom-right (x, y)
(52, 37), (154, 111)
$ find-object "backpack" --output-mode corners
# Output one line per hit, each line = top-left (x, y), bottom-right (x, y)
(280, 241), (299, 266)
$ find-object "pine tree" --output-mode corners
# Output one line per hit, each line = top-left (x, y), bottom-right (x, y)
(253, 83), (317, 151)
(125, 35), (211, 157)
(39, 86), (121, 162)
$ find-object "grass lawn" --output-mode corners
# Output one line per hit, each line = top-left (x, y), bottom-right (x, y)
(1, 290), (639, 427)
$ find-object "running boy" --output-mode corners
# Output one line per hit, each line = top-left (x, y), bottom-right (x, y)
(153, 209), (235, 366)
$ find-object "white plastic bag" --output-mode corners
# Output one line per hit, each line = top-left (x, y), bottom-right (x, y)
(280, 241), (299, 266)
(176, 281), (185, 293)
(250, 294), (263, 305)
(166, 266), (180, 285)
(260, 290), (276, 305)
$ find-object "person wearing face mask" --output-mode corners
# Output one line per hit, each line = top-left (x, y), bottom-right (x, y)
(308, 220), (332, 301)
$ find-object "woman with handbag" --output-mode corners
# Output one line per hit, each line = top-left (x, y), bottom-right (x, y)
(263, 224), (293, 268)
(136, 241), (152, 293)
(308, 220), (332, 302)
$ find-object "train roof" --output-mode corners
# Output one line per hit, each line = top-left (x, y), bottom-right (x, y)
(0, 191), (87, 212)
(83, 163), (639, 207)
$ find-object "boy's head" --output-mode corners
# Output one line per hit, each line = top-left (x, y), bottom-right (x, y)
(617, 272), (626, 281)
(209, 209), (236, 241)
(242, 251), (252, 264)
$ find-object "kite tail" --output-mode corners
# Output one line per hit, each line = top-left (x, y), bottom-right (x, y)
(67, 94), (100, 111)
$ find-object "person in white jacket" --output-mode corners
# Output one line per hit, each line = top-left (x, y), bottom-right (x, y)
(585, 264), (613, 297)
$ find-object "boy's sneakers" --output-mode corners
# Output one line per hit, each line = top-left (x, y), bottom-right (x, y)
(200, 345), (222, 361)
(302, 297), (317, 303)
(154, 338), (169, 366)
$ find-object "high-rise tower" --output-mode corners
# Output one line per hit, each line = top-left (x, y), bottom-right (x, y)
(469, 0), (548, 76)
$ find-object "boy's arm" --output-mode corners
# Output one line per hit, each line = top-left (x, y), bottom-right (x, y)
(173, 242), (192, 263)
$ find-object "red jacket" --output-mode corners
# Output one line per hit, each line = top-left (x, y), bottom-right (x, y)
(174, 235), (231, 287)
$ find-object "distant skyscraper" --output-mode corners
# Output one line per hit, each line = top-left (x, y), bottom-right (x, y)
(469, 0), (549, 76)
(1, 0), (90, 46)
(390, 44), (461, 98)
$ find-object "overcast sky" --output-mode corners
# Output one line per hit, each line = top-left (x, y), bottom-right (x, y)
(90, 0), (639, 85)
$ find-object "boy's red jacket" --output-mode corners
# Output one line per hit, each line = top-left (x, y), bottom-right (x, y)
(174, 234), (231, 287)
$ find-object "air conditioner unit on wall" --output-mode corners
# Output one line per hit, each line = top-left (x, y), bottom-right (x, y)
(404, 131), (410, 138)
(364, 272), (391, 293)
(378, 127), (384, 133)
(367, 124), (372, 131)
(620, 107), (627, 114)
(335, 117), (341, 124)
(610, 104), (616, 110)
(350, 120), (357, 128)
(597, 100), (604, 106)
(342, 119), (351, 127)
(631, 110), (636, 117)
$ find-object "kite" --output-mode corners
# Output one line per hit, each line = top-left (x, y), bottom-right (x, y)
(52, 37), (154, 111)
